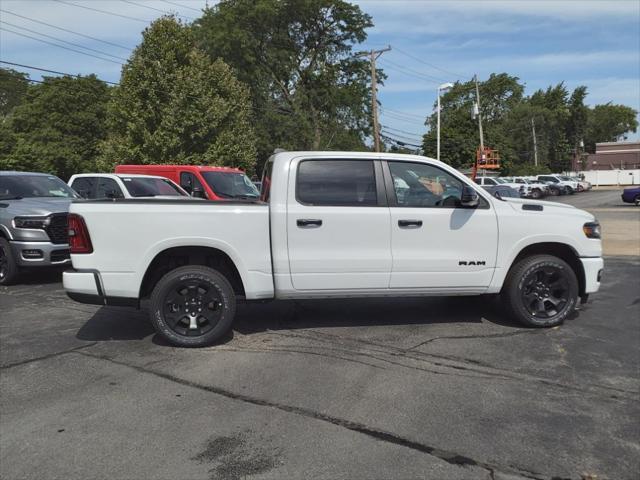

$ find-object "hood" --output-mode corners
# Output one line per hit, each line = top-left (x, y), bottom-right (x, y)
(0, 197), (73, 216)
(503, 197), (595, 221)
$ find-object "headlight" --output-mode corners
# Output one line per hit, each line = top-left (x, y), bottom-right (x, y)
(13, 216), (50, 229)
(583, 222), (601, 239)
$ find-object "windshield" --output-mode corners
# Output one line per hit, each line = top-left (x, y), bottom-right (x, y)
(202, 171), (259, 199)
(0, 175), (77, 200)
(121, 177), (187, 197)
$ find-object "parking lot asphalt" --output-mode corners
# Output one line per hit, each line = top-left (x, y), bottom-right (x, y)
(1, 191), (639, 480)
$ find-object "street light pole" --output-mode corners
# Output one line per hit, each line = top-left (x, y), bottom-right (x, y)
(437, 82), (454, 161)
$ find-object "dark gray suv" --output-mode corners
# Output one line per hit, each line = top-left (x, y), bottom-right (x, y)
(0, 172), (79, 285)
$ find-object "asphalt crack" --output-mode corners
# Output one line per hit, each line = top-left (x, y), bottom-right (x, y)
(264, 330), (639, 402)
(0, 342), (98, 369)
(75, 349), (557, 480)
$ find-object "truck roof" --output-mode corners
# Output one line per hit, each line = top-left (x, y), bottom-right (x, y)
(269, 151), (438, 165)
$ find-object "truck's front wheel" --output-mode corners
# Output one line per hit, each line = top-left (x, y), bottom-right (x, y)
(149, 266), (236, 347)
(502, 255), (578, 328)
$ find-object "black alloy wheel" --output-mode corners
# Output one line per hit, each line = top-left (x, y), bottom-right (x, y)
(503, 254), (578, 327)
(163, 280), (224, 337)
(520, 266), (570, 319)
(150, 265), (236, 347)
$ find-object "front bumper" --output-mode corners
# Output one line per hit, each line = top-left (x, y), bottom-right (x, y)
(9, 240), (70, 267)
(580, 257), (604, 294)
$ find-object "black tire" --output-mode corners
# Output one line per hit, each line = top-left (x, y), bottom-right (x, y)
(502, 255), (578, 328)
(0, 238), (19, 286)
(549, 187), (559, 196)
(530, 188), (542, 199)
(634, 195), (640, 206)
(577, 185), (584, 192)
(149, 265), (236, 347)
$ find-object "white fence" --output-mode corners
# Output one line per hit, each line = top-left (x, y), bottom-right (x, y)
(567, 169), (640, 186)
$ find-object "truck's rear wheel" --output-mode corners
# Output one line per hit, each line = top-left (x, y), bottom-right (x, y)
(502, 255), (578, 328)
(0, 238), (19, 286)
(149, 265), (236, 347)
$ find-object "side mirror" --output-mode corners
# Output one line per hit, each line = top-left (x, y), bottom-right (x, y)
(191, 186), (206, 199)
(460, 185), (479, 207)
(493, 190), (502, 199)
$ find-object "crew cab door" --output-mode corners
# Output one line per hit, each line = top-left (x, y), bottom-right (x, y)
(384, 160), (498, 290)
(286, 158), (391, 290)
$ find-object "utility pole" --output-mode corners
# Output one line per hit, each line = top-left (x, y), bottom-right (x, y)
(473, 74), (485, 162)
(531, 118), (538, 167)
(359, 46), (391, 152)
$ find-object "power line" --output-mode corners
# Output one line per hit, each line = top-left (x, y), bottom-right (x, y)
(379, 58), (445, 84)
(120, 0), (195, 21)
(0, 61), (294, 116)
(0, 61), (121, 85)
(381, 125), (425, 138)
(0, 9), (132, 51)
(54, 0), (151, 24)
(381, 128), (422, 143)
(381, 107), (426, 120)
(391, 46), (469, 80)
(380, 112), (427, 127)
(0, 21), (129, 62)
(381, 134), (422, 149)
(159, 0), (203, 13)
(0, 28), (124, 65)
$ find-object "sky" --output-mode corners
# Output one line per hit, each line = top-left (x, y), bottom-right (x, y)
(1, 0), (639, 145)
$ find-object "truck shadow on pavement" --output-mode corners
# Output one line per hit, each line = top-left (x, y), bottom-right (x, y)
(75, 296), (552, 346)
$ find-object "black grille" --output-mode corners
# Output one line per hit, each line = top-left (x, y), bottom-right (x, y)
(50, 249), (70, 263)
(45, 214), (68, 244)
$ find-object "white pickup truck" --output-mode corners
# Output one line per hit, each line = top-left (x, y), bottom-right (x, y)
(63, 152), (604, 347)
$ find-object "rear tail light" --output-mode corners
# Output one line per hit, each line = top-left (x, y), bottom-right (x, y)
(68, 213), (93, 254)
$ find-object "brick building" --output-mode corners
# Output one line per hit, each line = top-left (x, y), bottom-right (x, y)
(583, 141), (640, 170)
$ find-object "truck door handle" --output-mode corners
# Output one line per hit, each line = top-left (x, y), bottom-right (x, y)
(297, 219), (323, 228)
(398, 219), (422, 228)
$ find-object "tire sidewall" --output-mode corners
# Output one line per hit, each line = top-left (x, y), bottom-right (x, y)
(507, 257), (578, 327)
(0, 238), (18, 286)
(150, 267), (236, 347)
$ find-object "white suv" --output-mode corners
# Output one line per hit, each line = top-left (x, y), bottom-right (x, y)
(68, 173), (189, 200)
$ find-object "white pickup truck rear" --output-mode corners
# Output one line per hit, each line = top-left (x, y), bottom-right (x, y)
(64, 151), (604, 347)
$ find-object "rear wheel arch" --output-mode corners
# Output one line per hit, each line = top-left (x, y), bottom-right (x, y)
(139, 246), (246, 300)
(506, 242), (585, 297)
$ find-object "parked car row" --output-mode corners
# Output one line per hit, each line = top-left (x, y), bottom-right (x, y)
(475, 174), (592, 200)
(0, 166), (260, 285)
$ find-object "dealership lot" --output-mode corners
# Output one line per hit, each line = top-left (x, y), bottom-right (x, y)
(1, 190), (638, 480)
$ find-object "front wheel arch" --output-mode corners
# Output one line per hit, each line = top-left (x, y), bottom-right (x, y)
(504, 243), (585, 298)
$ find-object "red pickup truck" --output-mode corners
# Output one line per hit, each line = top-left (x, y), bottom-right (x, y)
(114, 165), (259, 201)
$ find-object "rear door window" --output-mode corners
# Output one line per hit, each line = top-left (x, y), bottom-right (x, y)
(95, 178), (124, 199)
(70, 177), (96, 198)
(296, 160), (377, 207)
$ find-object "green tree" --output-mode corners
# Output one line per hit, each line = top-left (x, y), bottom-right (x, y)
(193, 0), (375, 170)
(585, 103), (638, 152)
(0, 75), (109, 180)
(0, 68), (29, 120)
(102, 16), (257, 172)
(422, 73), (524, 169)
(566, 86), (589, 152)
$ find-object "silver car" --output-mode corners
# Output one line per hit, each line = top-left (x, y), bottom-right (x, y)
(0, 171), (78, 285)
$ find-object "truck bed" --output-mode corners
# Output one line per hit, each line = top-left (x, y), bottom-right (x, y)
(68, 198), (273, 300)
